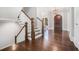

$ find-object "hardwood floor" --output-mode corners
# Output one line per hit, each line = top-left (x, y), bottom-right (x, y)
(1, 30), (78, 51)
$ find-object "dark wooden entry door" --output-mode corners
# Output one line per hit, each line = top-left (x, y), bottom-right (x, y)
(54, 14), (62, 32)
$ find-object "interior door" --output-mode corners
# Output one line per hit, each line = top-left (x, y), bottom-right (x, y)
(54, 14), (62, 32)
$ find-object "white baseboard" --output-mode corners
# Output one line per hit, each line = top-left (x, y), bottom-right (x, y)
(74, 41), (79, 50)
(69, 34), (79, 50)
(48, 28), (54, 30)
(48, 28), (69, 31)
(62, 28), (69, 31)
(0, 43), (13, 50)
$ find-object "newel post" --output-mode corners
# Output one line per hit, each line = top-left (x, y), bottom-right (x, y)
(31, 18), (35, 41)
(25, 22), (28, 42)
(42, 18), (44, 37)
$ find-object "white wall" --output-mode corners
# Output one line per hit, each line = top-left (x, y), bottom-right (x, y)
(37, 7), (71, 31)
(37, 7), (54, 30)
(0, 7), (24, 50)
(73, 7), (79, 49)
(68, 8), (75, 42)
(68, 7), (79, 49)
(0, 21), (21, 50)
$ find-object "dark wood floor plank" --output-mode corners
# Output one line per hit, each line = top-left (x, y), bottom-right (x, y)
(1, 30), (78, 51)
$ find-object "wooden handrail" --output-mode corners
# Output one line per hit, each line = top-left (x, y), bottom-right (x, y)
(21, 10), (36, 41)
(16, 25), (25, 37)
(36, 17), (42, 21)
(15, 22), (28, 44)
(21, 10), (31, 20)
(21, 10), (44, 41)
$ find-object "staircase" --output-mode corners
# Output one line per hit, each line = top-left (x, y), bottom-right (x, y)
(15, 9), (44, 43)
(28, 27), (42, 40)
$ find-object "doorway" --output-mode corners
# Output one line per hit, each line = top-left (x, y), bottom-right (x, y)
(43, 17), (48, 30)
(54, 14), (62, 33)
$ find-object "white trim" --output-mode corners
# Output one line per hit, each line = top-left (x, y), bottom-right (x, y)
(62, 27), (70, 31)
(69, 33), (79, 50)
(74, 41), (79, 50)
(0, 18), (17, 22)
(0, 43), (14, 50)
(48, 28), (54, 30)
(69, 34), (74, 42)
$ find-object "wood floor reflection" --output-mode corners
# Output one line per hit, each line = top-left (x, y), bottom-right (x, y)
(1, 30), (78, 51)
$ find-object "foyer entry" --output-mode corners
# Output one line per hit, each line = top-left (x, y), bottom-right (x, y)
(0, 7), (78, 51)
(54, 14), (62, 33)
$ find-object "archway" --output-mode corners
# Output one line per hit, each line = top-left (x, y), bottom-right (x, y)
(43, 17), (48, 30)
(54, 14), (62, 32)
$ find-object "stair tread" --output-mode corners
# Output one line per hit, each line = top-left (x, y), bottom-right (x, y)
(28, 32), (42, 36)
(28, 28), (41, 34)
(28, 34), (42, 40)
(28, 29), (41, 31)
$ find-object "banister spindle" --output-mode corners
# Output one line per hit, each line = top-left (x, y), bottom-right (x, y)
(15, 22), (28, 44)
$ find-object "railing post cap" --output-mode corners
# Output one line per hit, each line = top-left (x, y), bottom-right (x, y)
(25, 22), (27, 24)
(31, 17), (34, 20)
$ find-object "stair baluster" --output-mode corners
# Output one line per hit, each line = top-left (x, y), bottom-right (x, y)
(15, 22), (28, 44)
